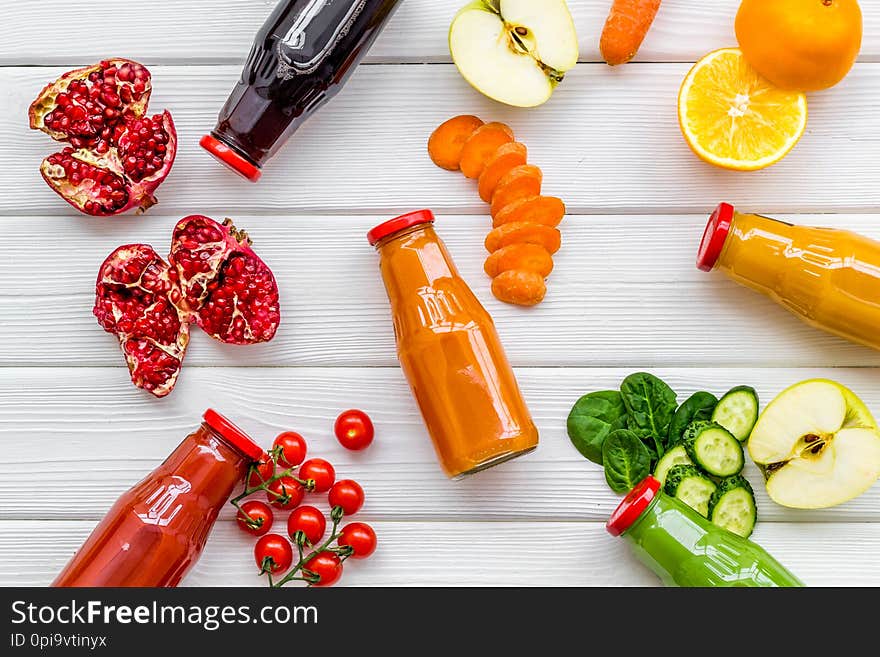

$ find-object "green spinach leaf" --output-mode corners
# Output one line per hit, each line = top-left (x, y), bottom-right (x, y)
(620, 372), (678, 458)
(668, 391), (718, 447)
(602, 429), (652, 494)
(566, 391), (627, 464)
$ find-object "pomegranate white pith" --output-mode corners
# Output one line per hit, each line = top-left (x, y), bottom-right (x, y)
(29, 59), (176, 216)
(94, 217), (281, 397)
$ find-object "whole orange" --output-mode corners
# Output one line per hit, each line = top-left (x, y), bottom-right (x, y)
(735, 0), (862, 91)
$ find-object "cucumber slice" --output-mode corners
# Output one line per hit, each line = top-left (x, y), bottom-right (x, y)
(709, 475), (757, 538)
(664, 465), (717, 517)
(683, 421), (744, 477)
(712, 386), (759, 442)
(653, 444), (693, 487)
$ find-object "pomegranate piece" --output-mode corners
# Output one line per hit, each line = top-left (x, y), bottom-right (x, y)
(30, 59), (151, 143)
(28, 59), (175, 217)
(170, 216), (281, 345)
(40, 148), (130, 216)
(94, 245), (189, 397)
(94, 217), (281, 397)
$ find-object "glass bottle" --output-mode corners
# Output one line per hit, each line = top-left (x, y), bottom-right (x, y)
(52, 409), (263, 587)
(698, 202), (880, 352)
(607, 476), (803, 587)
(368, 209), (539, 479)
(201, 0), (403, 181)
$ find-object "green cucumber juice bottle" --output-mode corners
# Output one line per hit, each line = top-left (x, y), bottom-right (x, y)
(607, 476), (803, 587)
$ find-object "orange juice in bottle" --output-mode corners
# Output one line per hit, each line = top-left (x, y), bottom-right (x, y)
(368, 210), (538, 478)
(698, 202), (880, 351)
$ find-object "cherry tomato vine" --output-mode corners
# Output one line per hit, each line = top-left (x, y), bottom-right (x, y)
(230, 417), (376, 588)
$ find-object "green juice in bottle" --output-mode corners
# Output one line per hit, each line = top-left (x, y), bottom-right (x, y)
(607, 476), (803, 587)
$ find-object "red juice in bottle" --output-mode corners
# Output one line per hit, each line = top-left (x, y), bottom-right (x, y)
(201, 0), (403, 181)
(52, 410), (263, 587)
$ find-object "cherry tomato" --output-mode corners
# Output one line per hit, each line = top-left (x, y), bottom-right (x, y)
(287, 505), (327, 546)
(338, 522), (377, 559)
(334, 409), (375, 451)
(272, 432), (307, 468)
(328, 479), (365, 516)
(247, 455), (276, 489)
(236, 500), (274, 536)
(304, 551), (343, 587)
(266, 476), (305, 509)
(299, 458), (335, 493)
(254, 534), (293, 574)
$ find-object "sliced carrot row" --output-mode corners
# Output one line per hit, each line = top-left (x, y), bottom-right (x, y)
(427, 115), (567, 307)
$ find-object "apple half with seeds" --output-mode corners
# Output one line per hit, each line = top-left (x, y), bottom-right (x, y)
(748, 379), (880, 509)
(449, 0), (579, 107)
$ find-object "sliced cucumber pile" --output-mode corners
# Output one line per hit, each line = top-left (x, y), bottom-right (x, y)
(709, 476), (757, 538)
(665, 418), (756, 534)
(653, 444), (692, 487)
(664, 465), (717, 517)
(712, 386), (759, 442)
(683, 421), (744, 477)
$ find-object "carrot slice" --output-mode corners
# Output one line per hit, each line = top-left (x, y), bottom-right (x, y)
(493, 195), (566, 228)
(491, 269), (547, 307)
(600, 0), (663, 66)
(485, 221), (561, 255)
(477, 142), (528, 203)
(459, 122), (515, 179)
(427, 115), (485, 171)
(484, 243), (554, 278)
(490, 165), (542, 217)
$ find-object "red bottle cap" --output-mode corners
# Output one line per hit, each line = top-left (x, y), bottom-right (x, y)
(696, 202), (735, 272)
(203, 409), (264, 461)
(200, 135), (262, 182)
(606, 476), (661, 537)
(367, 209), (435, 246)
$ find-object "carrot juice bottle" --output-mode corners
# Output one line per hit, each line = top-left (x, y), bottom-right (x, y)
(698, 202), (880, 352)
(52, 410), (263, 587)
(368, 210), (539, 479)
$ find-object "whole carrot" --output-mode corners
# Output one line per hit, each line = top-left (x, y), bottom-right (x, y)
(600, 0), (663, 66)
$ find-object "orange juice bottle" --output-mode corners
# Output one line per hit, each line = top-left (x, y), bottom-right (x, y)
(368, 210), (539, 479)
(698, 202), (880, 351)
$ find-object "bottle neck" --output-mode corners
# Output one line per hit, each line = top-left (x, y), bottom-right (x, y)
(157, 423), (252, 509)
(376, 224), (458, 289)
(623, 493), (712, 576)
(374, 223), (437, 251)
(715, 212), (827, 314)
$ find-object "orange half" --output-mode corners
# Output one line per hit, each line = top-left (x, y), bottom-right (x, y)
(678, 48), (808, 171)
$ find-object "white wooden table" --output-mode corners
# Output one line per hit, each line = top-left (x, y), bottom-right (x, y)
(1, 0), (879, 587)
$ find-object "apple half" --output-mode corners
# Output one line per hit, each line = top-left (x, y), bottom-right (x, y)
(748, 379), (880, 509)
(449, 0), (579, 107)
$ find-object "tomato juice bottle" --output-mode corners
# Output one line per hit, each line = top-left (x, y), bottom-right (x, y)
(52, 410), (263, 587)
(201, 0), (403, 181)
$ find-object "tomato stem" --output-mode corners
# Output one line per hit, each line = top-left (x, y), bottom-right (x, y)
(229, 456), (313, 511)
(271, 514), (343, 588)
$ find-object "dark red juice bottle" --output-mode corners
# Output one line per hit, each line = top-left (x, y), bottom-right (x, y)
(201, 0), (403, 181)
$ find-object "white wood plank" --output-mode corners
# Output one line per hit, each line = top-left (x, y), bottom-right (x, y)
(2, 366), (880, 523)
(2, 214), (880, 368)
(1, 1), (878, 65)
(2, 519), (875, 587)
(4, 64), (880, 215)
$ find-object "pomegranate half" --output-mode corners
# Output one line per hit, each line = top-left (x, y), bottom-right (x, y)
(94, 216), (281, 397)
(29, 59), (176, 216)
